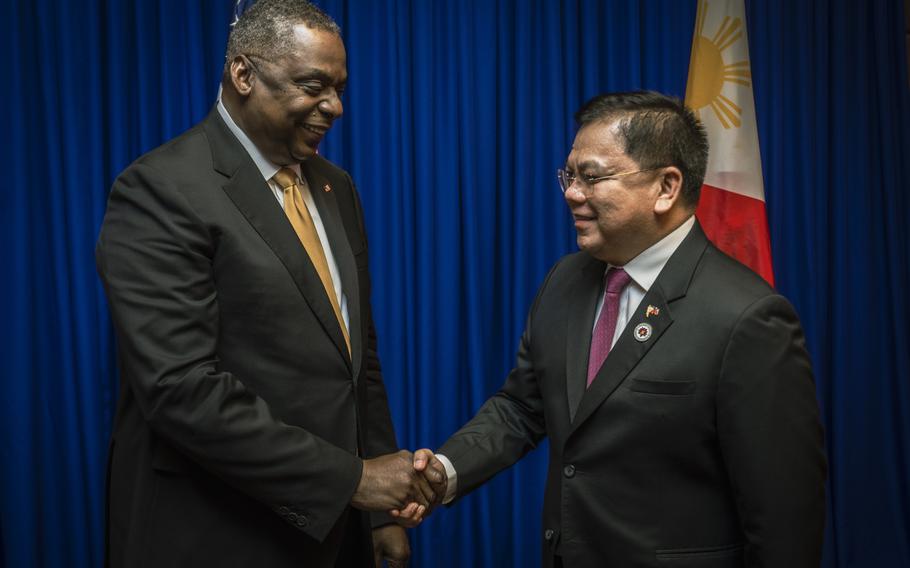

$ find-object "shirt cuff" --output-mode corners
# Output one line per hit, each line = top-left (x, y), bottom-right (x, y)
(435, 453), (458, 504)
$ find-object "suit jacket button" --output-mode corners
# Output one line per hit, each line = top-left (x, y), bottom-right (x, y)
(563, 464), (576, 478)
(544, 529), (555, 541)
(296, 515), (308, 527)
(288, 512), (298, 522)
(278, 506), (290, 516)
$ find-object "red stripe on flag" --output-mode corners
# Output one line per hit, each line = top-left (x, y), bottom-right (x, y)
(696, 184), (775, 286)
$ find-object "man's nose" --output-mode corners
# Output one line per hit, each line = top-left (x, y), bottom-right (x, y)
(318, 92), (343, 119)
(563, 185), (587, 205)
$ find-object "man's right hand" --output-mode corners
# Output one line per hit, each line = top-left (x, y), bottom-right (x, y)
(351, 450), (436, 514)
(388, 449), (448, 527)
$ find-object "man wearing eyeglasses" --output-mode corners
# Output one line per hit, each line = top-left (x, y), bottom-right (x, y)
(96, 1), (444, 566)
(429, 91), (827, 567)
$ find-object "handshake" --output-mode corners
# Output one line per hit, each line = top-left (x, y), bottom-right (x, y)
(350, 449), (447, 527)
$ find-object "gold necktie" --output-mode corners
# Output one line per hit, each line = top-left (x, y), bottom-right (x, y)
(272, 167), (351, 356)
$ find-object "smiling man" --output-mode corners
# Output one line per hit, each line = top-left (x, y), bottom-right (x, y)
(96, 1), (441, 566)
(431, 91), (827, 567)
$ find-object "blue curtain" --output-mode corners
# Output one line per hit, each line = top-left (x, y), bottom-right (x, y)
(3, 1), (908, 567)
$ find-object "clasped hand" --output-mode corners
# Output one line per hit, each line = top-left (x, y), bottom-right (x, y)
(350, 449), (446, 527)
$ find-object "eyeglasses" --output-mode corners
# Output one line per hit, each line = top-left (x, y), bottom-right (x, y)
(556, 167), (664, 196)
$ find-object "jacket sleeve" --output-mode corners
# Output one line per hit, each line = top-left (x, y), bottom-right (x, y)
(437, 326), (548, 501)
(716, 294), (827, 566)
(96, 161), (362, 542)
(436, 263), (562, 500)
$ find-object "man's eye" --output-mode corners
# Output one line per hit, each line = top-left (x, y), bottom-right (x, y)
(581, 174), (603, 183)
(297, 82), (324, 94)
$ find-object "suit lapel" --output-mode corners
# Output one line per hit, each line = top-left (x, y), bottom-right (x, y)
(204, 110), (353, 371)
(569, 286), (673, 431)
(302, 162), (363, 382)
(568, 222), (710, 434)
(565, 257), (608, 423)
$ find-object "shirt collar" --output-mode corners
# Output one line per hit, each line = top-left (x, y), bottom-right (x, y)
(217, 99), (301, 182)
(612, 215), (696, 292)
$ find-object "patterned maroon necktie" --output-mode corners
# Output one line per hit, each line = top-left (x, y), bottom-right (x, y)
(586, 267), (632, 387)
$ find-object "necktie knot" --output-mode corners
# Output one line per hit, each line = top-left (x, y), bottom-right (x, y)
(272, 167), (299, 191)
(605, 267), (632, 295)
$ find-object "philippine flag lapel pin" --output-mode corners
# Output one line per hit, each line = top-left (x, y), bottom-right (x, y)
(645, 305), (660, 318)
(323, 183), (332, 192)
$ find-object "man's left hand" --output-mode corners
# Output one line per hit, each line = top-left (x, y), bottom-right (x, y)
(372, 524), (410, 568)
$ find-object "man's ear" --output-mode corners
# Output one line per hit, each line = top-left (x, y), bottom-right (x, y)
(229, 55), (255, 97)
(653, 166), (684, 215)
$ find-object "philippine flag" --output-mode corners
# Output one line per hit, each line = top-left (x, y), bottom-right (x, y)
(685, 0), (775, 286)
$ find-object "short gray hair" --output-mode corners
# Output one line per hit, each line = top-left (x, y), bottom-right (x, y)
(225, 0), (340, 66)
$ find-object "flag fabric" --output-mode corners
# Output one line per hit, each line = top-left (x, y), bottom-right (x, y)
(232, 0), (258, 26)
(685, 0), (775, 286)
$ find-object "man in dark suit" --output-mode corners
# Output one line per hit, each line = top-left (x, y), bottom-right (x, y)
(96, 1), (440, 566)
(431, 91), (827, 567)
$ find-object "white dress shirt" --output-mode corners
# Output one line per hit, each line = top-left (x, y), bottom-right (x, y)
(593, 215), (696, 347)
(216, 100), (349, 331)
(436, 216), (696, 503)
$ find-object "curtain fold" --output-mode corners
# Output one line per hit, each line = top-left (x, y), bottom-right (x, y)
(3, 0), (908, 566)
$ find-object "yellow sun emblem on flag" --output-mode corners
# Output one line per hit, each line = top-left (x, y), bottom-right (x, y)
(685, 0), (752, 129)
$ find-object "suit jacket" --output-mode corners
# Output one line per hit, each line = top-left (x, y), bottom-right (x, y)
(439, 222), (827, 568)
(96, 109), (397, 567)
